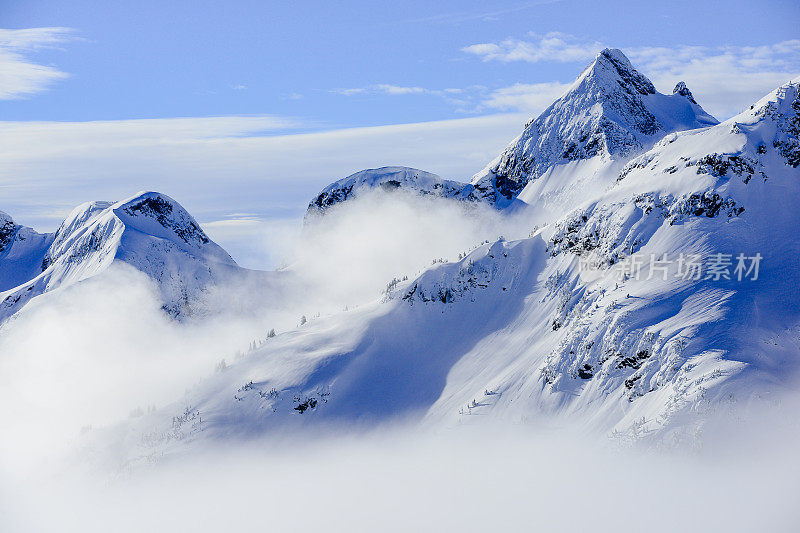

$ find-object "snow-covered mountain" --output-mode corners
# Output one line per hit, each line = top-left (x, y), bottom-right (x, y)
(305, 166), (467, 220)
(0, 41), (777, 468)
(105, 72), (800, 460)
(307, 50), (718, 220)
(0, 192), (247, 323)
(468, 48), (718, 209)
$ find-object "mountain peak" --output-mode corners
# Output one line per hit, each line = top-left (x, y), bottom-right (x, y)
(579, 47), (656, 96)
(673, 81), (697, 104)
(113, 191), (218, 250)
(0, 210), (14, 231)
(469, 48), (718, 207)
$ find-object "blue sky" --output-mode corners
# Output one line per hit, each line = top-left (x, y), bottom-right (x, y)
(4, 0), (799, 125)
(1, 0), (799, 267)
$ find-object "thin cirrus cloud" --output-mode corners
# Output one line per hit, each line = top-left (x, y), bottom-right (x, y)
(333, 84), (440, 96)
(0, 27), (75, 100)
(0, 112), (526, 268)
(462, 32), (800, 119)
(332, 82), (568, 116)
(332, 83), (491, 114)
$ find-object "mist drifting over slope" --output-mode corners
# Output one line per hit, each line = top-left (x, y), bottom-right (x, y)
(0, 189), (526, 465)
(1, 187), (798, 533)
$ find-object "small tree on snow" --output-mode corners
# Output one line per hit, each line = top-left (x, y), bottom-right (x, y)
(299, 315), (307, 326)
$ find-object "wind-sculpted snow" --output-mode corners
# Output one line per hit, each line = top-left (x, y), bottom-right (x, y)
(469, 48), (718, 207)
(106, 235), (551, 462)
(0, 192), (245, 323)
(306, 166), (468, 220)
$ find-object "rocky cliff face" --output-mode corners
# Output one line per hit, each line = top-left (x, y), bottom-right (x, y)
(673, 81), (697, 104)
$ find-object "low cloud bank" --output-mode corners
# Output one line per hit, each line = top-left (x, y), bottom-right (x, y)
(2, 418), (799, 533)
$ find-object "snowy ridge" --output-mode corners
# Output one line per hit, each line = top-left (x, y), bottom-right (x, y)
(306, 166), (467, 220)
(0, 192), (243, 323)
(469, 48), (718, 207)
(103, 76), (800, 460)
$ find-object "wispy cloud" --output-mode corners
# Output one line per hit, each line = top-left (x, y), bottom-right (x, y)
(0, 115), (303, 156)
(479, 82), (570, 113)
(333, 84), (429, 96)
(626, 41), (800, 118)
(333, 80), (569, 117)
(332, 83), (488, 112)
(0, 27), (76, 99)
(463, 31), (602, 64)
(462, 33), (800, 118)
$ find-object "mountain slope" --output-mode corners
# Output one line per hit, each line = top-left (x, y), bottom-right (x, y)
(107, 78), (800, 459)
(0, 192), (246, 323)
(468, 48), (718, 208)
